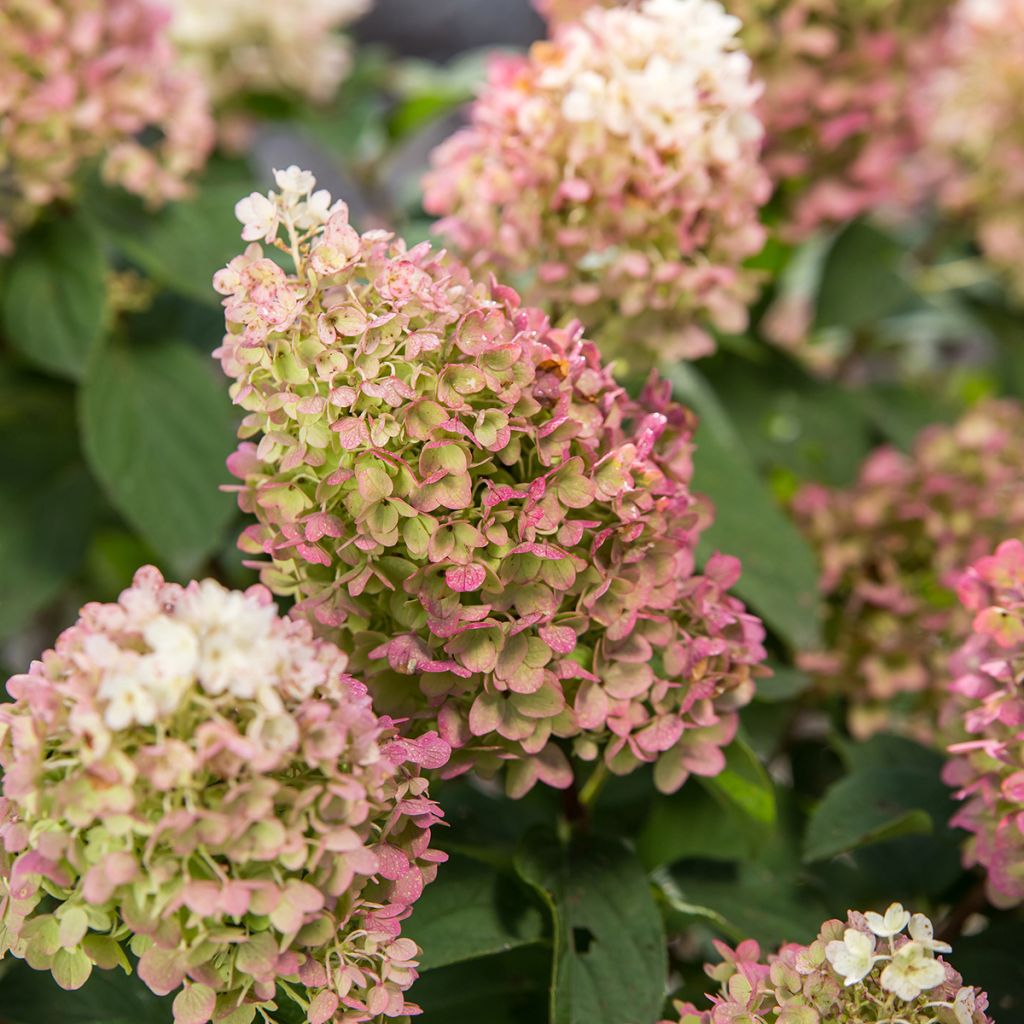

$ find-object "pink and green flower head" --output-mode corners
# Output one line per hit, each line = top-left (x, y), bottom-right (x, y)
(662, 903), (993, 1024)
(0, 567), (448, 1023)
(215, 168), (768, 799)
(424, 0), (771, 368)
(944, 538), (1024, 907)
(913, 0), (1024, 297)
(0, 0), (213, 248)
(792, 399), (1024, 743)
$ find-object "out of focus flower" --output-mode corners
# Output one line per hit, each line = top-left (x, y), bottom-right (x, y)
(660, 904), (992, 1024)
(793, 400), (1024, 742)
(532, 0), (949, 238)
(914, 0), (1024, 297)
(215, 169), (767, 798)
(166, 0), (372, 106)
(944, 539), (1024, 907)
(425, 0), (770, 367)
(0, 0), (213, 248)
(0, 567), (448, 1022)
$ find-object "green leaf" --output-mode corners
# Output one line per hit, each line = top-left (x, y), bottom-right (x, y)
(3, 214), (108, 379)
(665, 363), (823, 650)
(802, 735), (955, 863)
(637, 782), (752, 870)
(814, 220), (916, 331)
(0, 959), (171, 1024)
(702, 737), (776, 830)
(80, 340), (238, 571)
(82, 162), (255, 306)
(413, 947), (550, 1024)
(0, 372), (102, 639)
(403, 856), (544, 970)
(516, 833), (666, 1024)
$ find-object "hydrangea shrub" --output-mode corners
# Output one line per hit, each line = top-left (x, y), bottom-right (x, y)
(0, 567), (448, 1023)
(945, 539), (1024, 907)
(215, 168), (767, 798)
(663, 903), (993, 1024)
(914, 0), (1024, 296)
(793, 399), (1024, 742)
(0, 0), (214, 250)
(166, 0), (371, 107)
(424, 0), (770, 365)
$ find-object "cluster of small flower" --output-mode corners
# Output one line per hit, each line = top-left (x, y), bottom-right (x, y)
(944, 538), (1024, 908)
(913, 0), (1024, 297)
(165, 0), (371, 106)
(662, 903), (992, 1024)
(215, 168), (768, 797)
(425, 0), (770, 366)
(0, 567), (448, 1023)
(0, 0), (213, 249)
(793, 400), (1024, 742)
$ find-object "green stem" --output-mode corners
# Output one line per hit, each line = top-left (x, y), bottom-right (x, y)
(578, 761), (608, 809)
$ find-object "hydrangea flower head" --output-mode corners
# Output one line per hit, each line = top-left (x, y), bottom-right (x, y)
(661, 904), (992, 1024)
(0, 567), (448, 1023)
(215, 169), (768, 798)
(728, 0), (949, 237)
(913, 0), (1024, 297)
(424, 0), (771, 367)
(0, 0), (213, 248)
(530, 0), (947, 237)
(166, 0), (371, 107)
(793, 400), (1024, 742)
(944, 538), (1024, 907)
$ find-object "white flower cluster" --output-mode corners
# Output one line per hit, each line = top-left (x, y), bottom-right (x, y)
(166, 0), (372, 104)
(826, 903), (978, 1012)
(92, 575), (335, 730)
(235, 165), (342, 244)
(540, 0), (763, 155)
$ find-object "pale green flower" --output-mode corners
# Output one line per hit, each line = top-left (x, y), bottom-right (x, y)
(865, 902), (911, 938)
(880, 941), (947, 1001)
(825, 927), (877, 985)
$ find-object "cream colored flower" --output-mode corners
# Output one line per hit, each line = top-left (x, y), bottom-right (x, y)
(908, 913), (952, 954)
(825, 928), (878, 985)
(880, 942), (946, 1001)
(865, 902), (912, 938)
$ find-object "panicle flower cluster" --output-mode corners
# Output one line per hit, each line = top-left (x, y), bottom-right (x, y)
(215, 168), (767, 798)
(0, 567), (448, 1024)
(166, 0), (371, 106)
(726, 0), (949, 238)
(944, 538), (1024, 907)
(662, 903), (992, 1024)
(792, 400), (1024, 742)
(424, 0), (771, 367)
(913, 0), (1024, 297)
(0, 0), (213, 250)
(528, 0), (947, 238)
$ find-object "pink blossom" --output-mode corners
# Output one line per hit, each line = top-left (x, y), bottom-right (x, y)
(217, 171), (768, 797)
(0, 0), (213, 245)
(793, 400), (1024, 742)
(0, 567), (447, 1021)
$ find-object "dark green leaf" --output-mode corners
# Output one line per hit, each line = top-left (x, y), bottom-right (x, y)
(665, 363), (823, 650)
(814, 221), (916, 331)
(0, 959), (171, 1024)
(0, 373), (102, 639)
(80, 340), (238, 571)
(3, 214), (107, 379)
(516, 833), (666, 1024)
(803, 735), (956, 863)
(413, 947), (550, 1024)
(403, 855), (544, 970)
